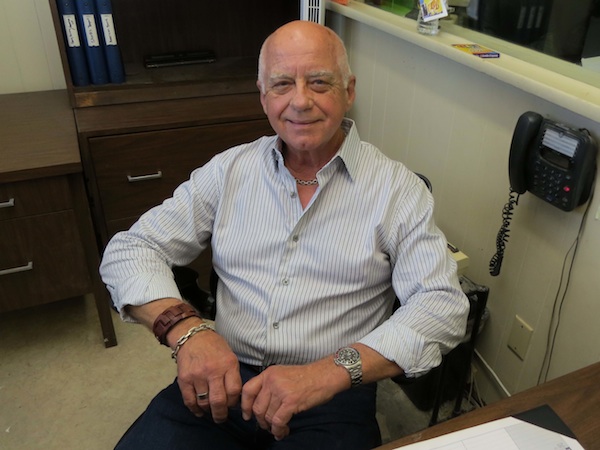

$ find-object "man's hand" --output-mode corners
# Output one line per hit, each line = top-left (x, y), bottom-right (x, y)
(127, 299), (243, 423)
(240, 359), (349, 441)
(171, 324), (242, 423)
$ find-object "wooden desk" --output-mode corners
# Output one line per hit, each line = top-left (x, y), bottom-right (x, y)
(378, 361), (600, 449)
(0, 90), (117, 347)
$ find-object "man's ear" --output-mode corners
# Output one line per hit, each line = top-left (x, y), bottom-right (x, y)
(345, 76), (357, 111)
(257, 80), (268, 113)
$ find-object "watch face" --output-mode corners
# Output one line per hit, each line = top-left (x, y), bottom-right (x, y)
(337, 347), (359, 365)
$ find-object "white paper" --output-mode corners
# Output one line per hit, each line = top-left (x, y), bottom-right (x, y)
(393, 417), (584, 450)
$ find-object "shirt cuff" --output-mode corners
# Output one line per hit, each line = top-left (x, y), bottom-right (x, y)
(112, 272), (182, 322)
(358, 321), (441, 378)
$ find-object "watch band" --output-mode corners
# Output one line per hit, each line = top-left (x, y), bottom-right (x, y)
(152, 303), (199, 346)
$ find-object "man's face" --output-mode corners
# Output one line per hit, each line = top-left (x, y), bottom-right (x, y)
(258, 29), (355, 155)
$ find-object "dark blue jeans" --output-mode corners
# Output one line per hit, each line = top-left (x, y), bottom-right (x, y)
(115, 364), (381, 450)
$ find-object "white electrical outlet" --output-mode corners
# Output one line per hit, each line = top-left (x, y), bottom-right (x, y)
(507, 315), (533, 360)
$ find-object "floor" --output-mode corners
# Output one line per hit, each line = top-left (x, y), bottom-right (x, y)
(0, 295), (461, 450)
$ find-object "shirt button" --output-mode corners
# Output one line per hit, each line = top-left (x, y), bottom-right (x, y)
(273, 322), (279, 329)
(292, 235), (299, 242)
(290, 192), (297, 198)
(282, 278), (289, 286)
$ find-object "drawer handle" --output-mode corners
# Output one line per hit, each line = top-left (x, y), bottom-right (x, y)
(127, 171), (163, 183)
(0, 261), (33, 276)
(0, 198), (15, 209)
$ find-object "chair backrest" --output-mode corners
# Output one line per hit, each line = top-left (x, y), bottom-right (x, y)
(415, 173), (432, 192)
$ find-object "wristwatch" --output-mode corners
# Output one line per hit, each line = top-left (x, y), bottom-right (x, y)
(334, 347), (362, 387)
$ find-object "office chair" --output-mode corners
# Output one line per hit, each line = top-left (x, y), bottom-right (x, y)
(393, 280), (489, 425)
(172, 265), (216, 320)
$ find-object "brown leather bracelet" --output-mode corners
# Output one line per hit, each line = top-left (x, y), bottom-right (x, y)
(152, 303), (199, 346)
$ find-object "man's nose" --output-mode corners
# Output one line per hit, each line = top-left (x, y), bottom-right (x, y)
(290, 82), (313, 110)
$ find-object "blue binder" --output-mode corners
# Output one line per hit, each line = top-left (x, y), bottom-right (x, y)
(93, 0), (125, 84)
(55, 0), (90, 86)
(74, 0), (109, 85)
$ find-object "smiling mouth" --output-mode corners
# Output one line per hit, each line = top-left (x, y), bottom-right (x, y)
(288, 119), (318, 125)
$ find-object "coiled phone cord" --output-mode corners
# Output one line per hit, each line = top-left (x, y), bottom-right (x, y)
(489, 189), (520, 276)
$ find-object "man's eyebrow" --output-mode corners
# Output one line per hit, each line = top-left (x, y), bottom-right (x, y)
(265, 74), (292, 87)
(267, 70), (337, 83)
(268, 73), (292, 81)
(307, 70), (335, 79)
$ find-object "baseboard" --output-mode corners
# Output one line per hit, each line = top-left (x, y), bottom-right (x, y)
(470, 354), (511, 406)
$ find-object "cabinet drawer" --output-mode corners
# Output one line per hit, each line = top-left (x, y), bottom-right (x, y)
(0, 211), (90, 311)
(0, 177), (71, 220)
(89, 119), (273, 223)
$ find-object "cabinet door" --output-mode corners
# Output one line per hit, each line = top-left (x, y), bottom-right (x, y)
(89, 119), (273, 236)
(0, 212), (90, 311)
(0, 177), (71, 220)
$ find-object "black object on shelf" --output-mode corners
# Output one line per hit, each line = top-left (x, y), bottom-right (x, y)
(144, 51), (217, 69)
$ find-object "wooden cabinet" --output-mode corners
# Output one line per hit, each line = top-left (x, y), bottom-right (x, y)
(73, 95), (274, 290)
(47, 0), (293, 290)
(0, 90), (117, 348)
(0, 178), (90, 308)
(78, 104), (274, 289)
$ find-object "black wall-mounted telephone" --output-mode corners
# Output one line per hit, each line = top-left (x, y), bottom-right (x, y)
(508, 111), (597, 211)
(490, 111), (598, 276)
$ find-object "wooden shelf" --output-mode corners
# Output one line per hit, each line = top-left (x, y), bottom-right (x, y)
(69, 56), (260, 107)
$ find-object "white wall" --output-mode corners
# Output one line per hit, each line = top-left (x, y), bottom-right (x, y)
(0, 0), (65, 94)
(329, 13), (600, 400)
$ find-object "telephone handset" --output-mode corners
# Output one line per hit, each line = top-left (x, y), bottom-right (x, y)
(490, 111), (598, 276)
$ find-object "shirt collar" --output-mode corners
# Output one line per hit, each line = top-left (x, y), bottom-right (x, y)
(335, 118), (361, 182)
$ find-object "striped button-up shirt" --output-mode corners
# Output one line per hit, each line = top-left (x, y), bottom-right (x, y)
(100, 118), (468, 377)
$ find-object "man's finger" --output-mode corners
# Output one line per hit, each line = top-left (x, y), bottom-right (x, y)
(179, 380), (203, 417)
(206, 378), (230, 423)
(241, 375), (262, 420)
(224, 368), (243, 408)
(269, 403), (293, 440)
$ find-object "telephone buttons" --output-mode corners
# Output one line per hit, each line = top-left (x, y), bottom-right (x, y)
(531, 161), (572, 206)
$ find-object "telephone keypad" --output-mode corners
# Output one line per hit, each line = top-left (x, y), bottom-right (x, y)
(531, 161), (571, 207)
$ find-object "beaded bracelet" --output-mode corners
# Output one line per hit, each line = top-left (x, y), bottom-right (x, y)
(171, 323), (215, 362)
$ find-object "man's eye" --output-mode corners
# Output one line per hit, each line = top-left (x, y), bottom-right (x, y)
(271, 81), (293, 92)
(310, 79), (331, 91)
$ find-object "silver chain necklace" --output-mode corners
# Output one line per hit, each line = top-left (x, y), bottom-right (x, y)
(295, 178), (319, 186)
